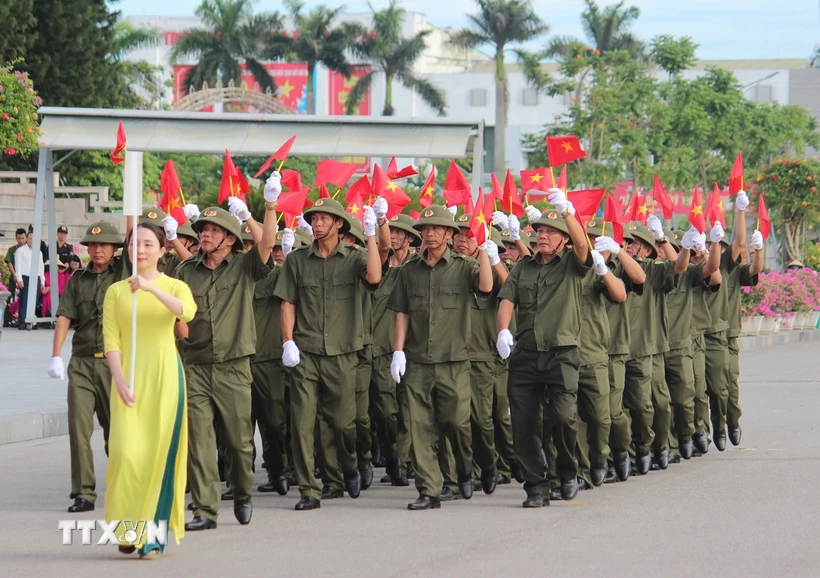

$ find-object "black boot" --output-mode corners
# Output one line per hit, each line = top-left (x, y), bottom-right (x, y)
(385, 457), (402, 484)
(693, 430), (709, 454)
(614, 455), (631, 481)
(480, 466), (498, 495)
(458, 472), (474, 500)
(359, 463), (374, 491)
(653, 445), (670, 470)
(294, 496), (320, 511)
(68, 498), (94, 513)
(560, 477), (579, 501)
(590, 466), (607, 487)
(407, 495), (440, 510)
(234, 498), (252, 525)
(636, 451), (652, 475)
(680, 437), (694, 459)
(522, 494), (549, 508)
(510, 461), (525, 484)
(714, 430), (727, 451)
(728, 423), (742, 446)
(344, 469), (362, 498)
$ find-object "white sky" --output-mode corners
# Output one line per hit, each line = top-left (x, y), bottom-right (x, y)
(117, 0), (818, 60)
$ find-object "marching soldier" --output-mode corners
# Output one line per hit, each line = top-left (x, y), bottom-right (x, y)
(388, 205), (493, 510)
(47, 221), (124, 512)
(174, 174), (280, 530)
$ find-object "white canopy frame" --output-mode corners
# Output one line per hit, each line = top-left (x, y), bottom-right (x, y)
(26, 107), (485, 323)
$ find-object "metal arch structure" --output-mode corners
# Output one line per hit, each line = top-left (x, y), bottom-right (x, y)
(26, 107), (485, 323)
(173, 81), (297, 115)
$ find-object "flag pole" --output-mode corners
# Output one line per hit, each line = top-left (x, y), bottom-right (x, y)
(177, 186), (187, 208)
(123, 151), (143, 399)
(277, 159), (285, 173)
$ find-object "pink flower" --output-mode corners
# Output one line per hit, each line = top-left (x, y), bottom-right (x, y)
(1, 113), (8, 120)
(16, 133), (22, 142)
(4, 148), (16, 155)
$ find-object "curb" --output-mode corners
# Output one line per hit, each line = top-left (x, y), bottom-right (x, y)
(0, 330), (817, 446)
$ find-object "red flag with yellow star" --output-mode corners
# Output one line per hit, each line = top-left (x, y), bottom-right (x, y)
(159, 160), (188, 225)
(468, 188), (488, 245)
(419, 166), (436, 209)
(520, 167), (553, 194)
(546, 135), (585, 166)
(372, 164), (410, 218)
(652, 174), (675, 219)
(345, 175), (371, 205)
(688, 185), (706, 233)
(624, 193), (649, 225)
(254, 135), (296, 178)
(502, 169), (524, 217)
(346, 189), (365, 224)
(705, 182), (727, 228)
(218, 150), (249, 203)
(110, 120), (126, 165)
(729, 153), (745, 194)
(386, 157), (418, 179)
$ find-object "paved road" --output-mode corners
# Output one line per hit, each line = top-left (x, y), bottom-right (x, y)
(1, 341), (819, 577)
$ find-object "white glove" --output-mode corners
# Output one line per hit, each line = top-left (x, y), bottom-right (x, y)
(492, 211), (509, 231)
(565, 200), (576, 216)
(391, 351), (406, 383)
(372, 196), (388, 220)
(591, 250), (608, 276)
(482, 239), (500, 266)
(363, 205), (377, 237)
(710, 222), (725, 243)
(228, 197), (252, 221)
(508, 215), (521, 241)
(547, 188), (568, 214)
(647, 215), (665, 240)
(297, 215), (313, 236)
(47, 356), (65, 379)
(496, 329), (514, 360)
(735, 190), (750, 211)
(446, 205), (458, 217)
(751, 229), (764, 250)
(183, 203), (200, 221)
(594, 235), (619, 255)
(281, 228), (295, 256)
(681, 227), (699, 250)
(161, 215), (178, 241)
(264, 171), (282, 203)
(694, 233), (707, 253)
(282, 340), (300, 367)
(524, 205), (542, 223)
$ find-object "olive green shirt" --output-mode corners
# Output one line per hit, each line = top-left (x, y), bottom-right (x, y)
(627, 258), (678, 360)
(173, 245), (271, 364)
(607, 260), (641, 356)
(252, 265), (283, 362)
(704, 249), (739, 334)
(727, 261), (758, 338)
(580, 269), (615, 366)
(372, 252), (417, 358)
(274, 241), (377, 357)
(690, 278), (718, 337)
(56, 257), (126, 357)
(666, 263), (707, 351)
(468, 270), (504, 362)
(388, 248), (483, 364)
(498, 247), (592, 352)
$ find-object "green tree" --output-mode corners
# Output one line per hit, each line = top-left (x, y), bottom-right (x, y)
(171, 0), (284, 95)
(266, 0), (362, 115)
(0, 0), (36, 64)
(546, 0), (644, 60)
(0, 66), (41, 158)
(111, 21), (164, 109)
(448, 0), (548, 171)
(345, 0), (445, 116)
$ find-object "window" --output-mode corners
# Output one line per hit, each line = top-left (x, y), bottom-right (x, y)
(522, 88), (539, 106)
(469, 88), (487, 107)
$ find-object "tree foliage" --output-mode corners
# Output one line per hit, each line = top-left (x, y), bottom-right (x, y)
(0, 66), (41, 158)
(546, 0), (644, 60)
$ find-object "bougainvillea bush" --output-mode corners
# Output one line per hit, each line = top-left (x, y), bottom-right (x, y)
(741, 268), (820, 317)
(0, 65), (40, 158)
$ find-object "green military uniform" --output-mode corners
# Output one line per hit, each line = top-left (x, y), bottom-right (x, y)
(56, 221), (124, 505)
(726, 255), (759, 437)
(274, 199), (380, 502)
(497, 212), (592, 498)
(173, 207), (272, 522)
(387, 206), (484, 500)
(690, 263), (717, 448)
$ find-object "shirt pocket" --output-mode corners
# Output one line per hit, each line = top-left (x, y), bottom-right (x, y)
(332, 275), (355, 300)
(78, 294), (99, 322)
(518, 285), (537, 307)
(438, 285), (462, 309)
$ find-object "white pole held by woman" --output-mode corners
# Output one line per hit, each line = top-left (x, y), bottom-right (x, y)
(122, 149), (143, 398)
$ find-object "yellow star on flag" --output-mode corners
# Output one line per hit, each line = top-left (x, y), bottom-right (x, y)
(280, 80), (294, 98)
(386, 180), (398, 192)
(423, 185), (434, 196)
(716, 200), (723, 211)
(561, 141), (574, 153)
(638, 203), (648, 216)
(349, 203), (360, 214)
(691, 204), (703, 216)
(167, 197), (181, 210)
(530, 174), (542, 183)
(476, 213), (486, 225)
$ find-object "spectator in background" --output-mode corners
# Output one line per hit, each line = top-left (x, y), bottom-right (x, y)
(15, 231), (45, 330)
(56, 225), (74, 268)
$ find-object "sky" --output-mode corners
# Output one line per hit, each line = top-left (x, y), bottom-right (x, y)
(117, 0), (818, 61)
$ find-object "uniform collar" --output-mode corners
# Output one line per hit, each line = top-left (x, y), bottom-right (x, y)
(420, 247), (453, 266)
(194, 248), (238, 270)
(308, 239), (351, 259)
(528, 246), (567, 265)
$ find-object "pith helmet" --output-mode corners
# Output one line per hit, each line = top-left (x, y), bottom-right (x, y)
(303, 198), (351, 234)
(275, 230), (302, 248)
(388, 214), (421, 246)
(343, 214), (366, 245)
(177, 221), (197, 240)
(668, 230), (683, 251)
(80, 221), (123, 247)
(140, 207), (167, 227)
(531, 210), (569, 236)
(240, 222), (254, 242)
(413, 205), (460, 233)
(294, 227), (312, 245)
(626, 222), (658, 258)
(193, 207), (243, 251)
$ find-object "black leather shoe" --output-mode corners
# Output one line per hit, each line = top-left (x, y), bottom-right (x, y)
(187, 502), (196, 511)
(510, 462), (525, 484)
(636, 451), (652, 475)
(680, 437), (694, 459)
(321, 486), (344, 499)
(391, 469), (409, 487)
(344, 469), (362, 498)
(185, 516), (216, 531)
(380, 473), (392, 484)
(669, 452), (681, 464)
(458, 473), (474, 500)
(386, 458), (402, 484)
(294, 496), (320, 511)
(693, 430), (709, 454)
(654, 445), (670, 470)
(275, 475), (290, 496)
(407, 495), (440, 510)
(496, 472), (512, 485)
(577, 478), (591, 491)
(359, 463), (374, 490)
(728, 424), (742, 446)
(604, 471), (619, 484)
(590, 467), (607, 487)
(234, 498), (252, 525)
(68, 498), (94, 513)
(615, 455), (631, 481)
(221, 489), (233, 501)
(440, 487), (459, 501)
(549, 487), (562, 501)
(561, 477), (579, 501)
(481, 466), (498, 495)
(714, 430), (727, 451)
(522, 494), (549, 508)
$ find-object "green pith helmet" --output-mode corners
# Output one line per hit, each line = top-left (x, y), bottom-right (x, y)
(193, 206), (243, 251)
(388, 214), (421, 246)
(626, 222), (658, 258)
(140, 207), (167, 227)
(303, 198), (351, 234)
(275, 229), (302, 248)
(80, 221), (123, 247)
(531, 210), (569, 236)
(500, 228), (530, 246)
(455, 213), (473, 229)
(413, 205), (460, 233)
(241, 222), (254, 242)
(294, 227), (312, 245)
(177, 221), (197, 240)
(343, 213), (366, 245)
(584, 218), (633, 243)
(668, 230), (683, 250)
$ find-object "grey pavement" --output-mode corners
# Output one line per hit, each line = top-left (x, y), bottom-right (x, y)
(0, 336), (819, 576)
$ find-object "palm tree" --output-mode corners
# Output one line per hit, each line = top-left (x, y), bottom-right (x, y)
(344, 0), (445, 116)
(110, 21), (163, 108)
(170, 0), (283, 95)
(448, 0), (548, 171)
(546, 0), (644, 59)
(266, 0), (362, 115)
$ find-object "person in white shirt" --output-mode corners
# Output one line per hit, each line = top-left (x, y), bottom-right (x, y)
(14, 231), (45, 330)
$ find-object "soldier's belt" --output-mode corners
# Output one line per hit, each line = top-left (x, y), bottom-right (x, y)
(93, 352), (105, 358)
